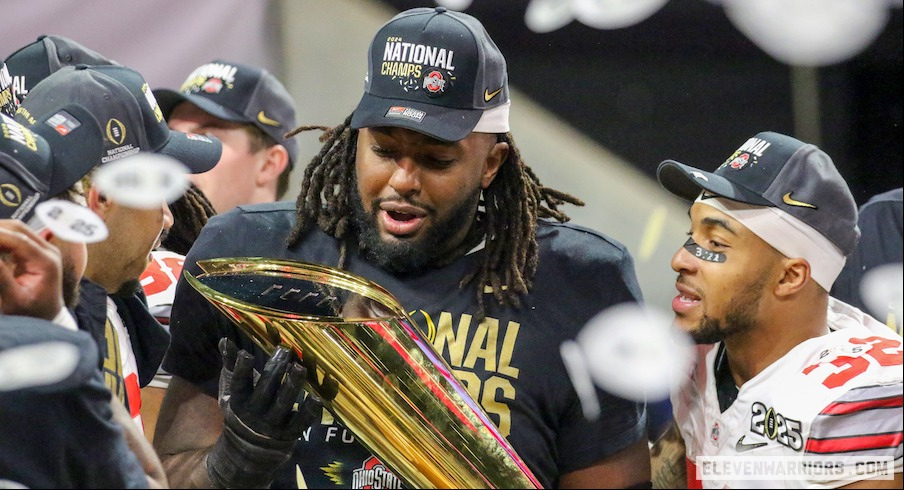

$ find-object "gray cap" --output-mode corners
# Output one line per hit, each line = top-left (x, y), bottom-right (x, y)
(1, 34), (117, 117)
(16, 64), (221, 174)
(350, 7), (509, 142)
(153, 59), (298, 168)
(657, 131), (860, 256)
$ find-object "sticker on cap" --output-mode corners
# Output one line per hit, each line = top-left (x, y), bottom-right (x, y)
(93, 153), (190, 209)
(32, 199), (108, 243)
(44, 109), (81, 136)
(385, 106), (426, 123)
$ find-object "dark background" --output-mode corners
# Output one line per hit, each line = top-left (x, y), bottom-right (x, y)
(381, 0), (903, 205)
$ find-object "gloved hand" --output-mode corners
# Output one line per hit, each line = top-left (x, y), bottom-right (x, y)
(207, 337), (323, 489)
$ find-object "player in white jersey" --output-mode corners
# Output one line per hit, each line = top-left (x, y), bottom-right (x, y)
(653, 131), (903, 489)
(674, 299), (902, 488)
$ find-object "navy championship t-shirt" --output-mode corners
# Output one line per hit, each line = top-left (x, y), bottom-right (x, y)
(164, 201), (647, 489)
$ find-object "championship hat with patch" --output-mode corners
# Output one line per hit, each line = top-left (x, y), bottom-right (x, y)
(350, 7), (510, 142)
(1, 35), (117, 118)
(657, 131), (860, 290)
(153, 60), (298, 167)
(1, 108), (103, 221)
(15, 65), (221, 174)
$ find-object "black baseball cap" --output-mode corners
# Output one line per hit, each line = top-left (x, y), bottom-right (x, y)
(350, 7), (511, 142)
(1, 34), (117, 118)
(657, 131), (860, 256)
(153, 60), (298, 167)
(1, 108), (103, 221)
(15, 65), (221, 174)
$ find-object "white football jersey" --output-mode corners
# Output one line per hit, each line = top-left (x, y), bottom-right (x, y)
(138, 249), (185, 390)
(139, 249), (185, 325)
(674, 298), (903, 489)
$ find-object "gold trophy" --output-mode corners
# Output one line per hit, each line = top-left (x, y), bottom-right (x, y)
(184, 257), (541, 489)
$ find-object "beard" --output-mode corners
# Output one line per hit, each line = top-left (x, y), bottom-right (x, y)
(113, 278), (143, 297)
(351, 186), (482, 274)
(689, 275), (766, 344)
(62, 262), (81, 310)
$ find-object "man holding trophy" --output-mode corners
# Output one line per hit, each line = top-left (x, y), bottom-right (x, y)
(155, 7), (652, 489)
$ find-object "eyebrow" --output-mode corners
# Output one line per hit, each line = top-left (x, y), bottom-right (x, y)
(700, 216), (738, 236)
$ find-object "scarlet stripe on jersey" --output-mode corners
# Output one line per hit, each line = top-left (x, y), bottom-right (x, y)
(807, 384), (904, 459)
(820, 395), (903, 415)
(806, 431), (903, 454)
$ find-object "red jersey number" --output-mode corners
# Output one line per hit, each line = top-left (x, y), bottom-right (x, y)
(802, 337), (903, 389)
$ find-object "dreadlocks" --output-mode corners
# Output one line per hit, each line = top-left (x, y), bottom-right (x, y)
(285, 116), (584, 318)
(162, 183), (217, 255)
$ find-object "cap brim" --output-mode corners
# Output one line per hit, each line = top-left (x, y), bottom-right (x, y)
(158, 130), (222, 174)
(656, 160), (773, 206)
(28, 104), (104, 196)
(350, 92), (482, 142)
(154, 89), (248, 123)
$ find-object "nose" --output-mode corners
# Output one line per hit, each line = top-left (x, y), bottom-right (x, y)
(388, 158), (421, 197)
(671, 242), (698, 274)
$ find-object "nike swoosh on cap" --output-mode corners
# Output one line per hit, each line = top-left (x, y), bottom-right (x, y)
(782, 192), (817, 209)
(484, 87), (503, 102)
(735, 435), (768, 452)
(257, 110), (281, 127)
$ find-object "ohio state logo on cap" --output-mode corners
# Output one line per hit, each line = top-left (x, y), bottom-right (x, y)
(422, 70), (446, 96)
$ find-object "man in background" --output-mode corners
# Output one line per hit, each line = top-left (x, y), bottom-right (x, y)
(832, 187), (903, 333)
(138, 59), (300, 441)
(154, 59), (298, 215)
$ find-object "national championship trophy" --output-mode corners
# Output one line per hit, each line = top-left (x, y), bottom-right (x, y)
(184, 257), (541, 489)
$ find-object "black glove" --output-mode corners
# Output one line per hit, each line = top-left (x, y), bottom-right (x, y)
(207, 338), (322, 489)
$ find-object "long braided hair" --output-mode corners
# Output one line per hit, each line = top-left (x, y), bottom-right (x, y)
(162, 183), (217, 255)
(285, 115), (584, 317)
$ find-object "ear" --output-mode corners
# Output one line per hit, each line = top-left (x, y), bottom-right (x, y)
(481, 140), (509, 189)
(85, 185), (112, 219)
(774, 258), (812, 298)
(256, 144), (290, 186)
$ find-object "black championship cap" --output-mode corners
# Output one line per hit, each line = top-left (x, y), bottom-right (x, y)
(350, 7), (510, 142)
(153, 60), (298, 167)
(1, 34), (117, 118)
(657, 131), (860, 256)
(15, 65), (221, 174)
(1, 108), (103, 221)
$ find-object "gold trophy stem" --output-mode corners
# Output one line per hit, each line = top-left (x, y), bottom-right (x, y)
(185, 258), (540, 489)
